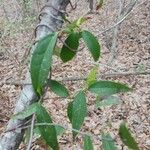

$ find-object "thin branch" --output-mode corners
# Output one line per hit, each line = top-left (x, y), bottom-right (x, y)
(68, 0), (77, 10)
(6, 122), (115, 142)
(62, 70), (150, 81)
(99, 63), (120, 72)
(2, 70), (150, 85)
(108, 0), (124, 65)
(96, 0), (137, 36)
(26, 114), (35, 150)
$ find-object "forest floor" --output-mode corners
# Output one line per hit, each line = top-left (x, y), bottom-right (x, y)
(0, 0), (150, 149)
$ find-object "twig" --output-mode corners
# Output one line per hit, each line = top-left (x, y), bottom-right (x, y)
(96, 0), (137, 36)
(59, 70), (150, 81)
(102, 0), (148, 36)
(27, 114), (35, 150)
(108, 0), (124, 65)
(2, 70), (150, 86)
(69, 0), (77, 10)
(6, 122), (115, 142)
(99, 63), (120, 72)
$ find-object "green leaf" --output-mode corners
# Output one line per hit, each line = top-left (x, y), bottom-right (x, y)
(55, 125), (65, 136)
(63, 20), (77, 34)
(96, 96), (121, 108)
(48, 79), (69, 97)
(84, 135), (94, 150)
(60, 32), (79, 62)
(86, 65), (98, 87)
(53, 45), (61, 57)
(102, 133), (117, 150)
(24, 128), (32, 144)
(34, 125), (65, 137)
(63, 16), (88, 33)
(33, 127), (41, 137)
(30, 33), (57, 95)
(12, 103), (38, 120)
(88, 81), (131, 97)
(36, 103), (59, 150)
(119, 122), (140, 150)
(13, 103), (59, 149)
(82, 30), (100, 61)
(67, 101), (73, 123)
(76, 16), (89, 26)
(67, 91), (87, 138)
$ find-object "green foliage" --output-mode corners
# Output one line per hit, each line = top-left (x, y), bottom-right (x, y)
(96, 96), (121, 108)
(13, 103), (58, 150)
(30, 33), (57, 95)
(102, 133), (117, 150)
(82, 30), (101, 61)
(86, 65), (98, 87)
(119, 122), (140, 150)
(48, 79), (69, 97)
(63, 16), (89, 33)
(76, 17), (89, 26)
(53, 45), (61, 57)
(26, 15), (138, 149)
(84, 135), (94, 150)
(88, 81), (131, 97)
(55, 126), (65, 136)
(36, 104), (59, 150)
(67, 91), (87, 138)
(12, 103), (37, 120)
(60, 31), (80, 62)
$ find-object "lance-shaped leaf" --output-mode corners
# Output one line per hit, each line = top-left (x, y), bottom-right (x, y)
(96, 96), (121, 108)
(76, 16), (90, 26)
(102, 133), (117, 150)
(67, 91), (87, 138)
(67, 101), (73, 124)
(36, 103), (59, 150)
(55, 126), (65, 136)
(88, 81), (131, 97)
(63, 16), (89, 33)
(84, 135), (94, 150)
(86, 65), (98, 87)
(31, 33), (57, 95)
(48, 79), (69, 97)
(60, 32), (80, 62)
(119, 122), (139, 150)
(12, 103), (38, 120)
(82, 30), (100, 61)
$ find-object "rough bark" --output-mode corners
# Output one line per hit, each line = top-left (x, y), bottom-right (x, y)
(0, 0), (69, 149)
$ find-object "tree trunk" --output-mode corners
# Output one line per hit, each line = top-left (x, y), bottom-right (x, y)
(0, 0), (69, 149)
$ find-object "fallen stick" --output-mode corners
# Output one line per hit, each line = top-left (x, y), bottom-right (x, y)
(2, 70), (150, 86)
